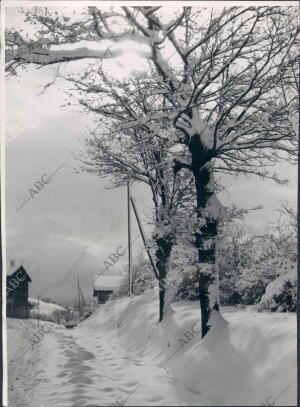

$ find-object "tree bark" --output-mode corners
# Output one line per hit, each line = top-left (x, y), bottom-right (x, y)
(190, 134), (220, 338)
(155, 235), (173, 322)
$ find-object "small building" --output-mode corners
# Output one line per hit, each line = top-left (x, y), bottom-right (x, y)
(93, 275), (123, 304)
(7, 265), (32, 319)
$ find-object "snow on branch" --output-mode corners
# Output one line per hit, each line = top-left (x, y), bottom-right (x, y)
(5, 35), (151, 73)
(6, 5), (299, 181)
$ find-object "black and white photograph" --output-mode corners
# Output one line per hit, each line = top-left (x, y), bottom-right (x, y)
(2, 1), (298, 406)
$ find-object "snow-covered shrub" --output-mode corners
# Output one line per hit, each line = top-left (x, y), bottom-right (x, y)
(235, 276), (272, 305)
(258, 268), (297, 312)
(110, 254), (155, 299)
(169, 244), (200, 302)
(219, 280), (242, 305)
(218, 216), (297, 306)
(217, 222), (256, 305)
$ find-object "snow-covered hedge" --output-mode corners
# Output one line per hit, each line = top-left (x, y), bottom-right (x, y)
(258, 268), (297, 312)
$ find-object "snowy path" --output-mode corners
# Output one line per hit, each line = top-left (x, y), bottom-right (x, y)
(7, 301), (296, 406)
(29, 325), (191, 407)
(7, 319), (40, 407)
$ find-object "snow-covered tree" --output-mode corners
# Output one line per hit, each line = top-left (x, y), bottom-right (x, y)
(6, 5), (298, 337)
(72, 71), (195, 321)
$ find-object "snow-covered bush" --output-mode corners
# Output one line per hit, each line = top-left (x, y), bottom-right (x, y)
(171, 245), (200, 302)
(114, 212), (297, 309)
(218, 216), (297, 306)
(258, 268), (297, 312)
(235, 276), (272, 305)
(110, 254), (156, 299)
(217, 222), (258, 305)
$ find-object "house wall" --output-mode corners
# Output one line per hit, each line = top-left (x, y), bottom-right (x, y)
(7, 279), (30, 319)
(96, 290), (113, 304)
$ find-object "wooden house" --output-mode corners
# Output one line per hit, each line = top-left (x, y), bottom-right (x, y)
(93, 275), (123, 304)
(7, 266), (32, 319)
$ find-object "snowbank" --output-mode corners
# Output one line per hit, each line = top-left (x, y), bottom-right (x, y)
(78, 289), (296, 405)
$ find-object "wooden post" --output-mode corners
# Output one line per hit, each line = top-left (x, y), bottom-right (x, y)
(79, 286), (86, 306)
(77, 277), (81, 319)
(77, 277), (81, 318)
(127, 182), (132, 296)
(37, 296), (40, 328)
(130, 197), (159, 280)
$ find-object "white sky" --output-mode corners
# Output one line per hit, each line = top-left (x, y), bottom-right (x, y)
(3, 5), (298, 305)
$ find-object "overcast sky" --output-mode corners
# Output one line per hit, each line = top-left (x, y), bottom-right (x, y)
(4, 5), (297, 306)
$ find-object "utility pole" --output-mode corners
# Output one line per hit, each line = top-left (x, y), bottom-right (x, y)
(77, 277), (81, 318)
(79, 286), (86, 307)
(130, 197), (159, 280)
(127, 181), (132, 296)
(37, 296), (40, 328)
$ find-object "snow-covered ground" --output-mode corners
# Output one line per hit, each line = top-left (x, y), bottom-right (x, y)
(7, 290), (296, 406)
(7, 318), (47, 407)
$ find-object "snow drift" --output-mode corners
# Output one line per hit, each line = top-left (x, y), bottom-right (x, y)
(78, 289), (296, 406)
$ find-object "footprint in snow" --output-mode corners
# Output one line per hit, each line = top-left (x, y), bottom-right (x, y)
(122, 380), (140, 387)
(79, 350), (96, 361)
(73, 387), (87, 395)
(145, 395), (165, 402)
(60, 381), (69, 387)
(64, 358), (82, 368)
(69, 396), (90, 404)
(99, 386), (116, 392)
(132, 362), (144, 366)
(56, 371), (68, 378)
(71, 364), (92, 373)
(64, 349), (77, 357)
(69, 374), (93, 385)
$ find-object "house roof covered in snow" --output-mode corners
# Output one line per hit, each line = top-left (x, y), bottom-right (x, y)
(93, 275), (123, 291)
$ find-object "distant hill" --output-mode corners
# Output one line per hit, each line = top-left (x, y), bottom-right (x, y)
(29, 298), (68, 322)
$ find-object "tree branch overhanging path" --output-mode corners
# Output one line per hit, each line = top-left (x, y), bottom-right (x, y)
(6, 5), (299, 337)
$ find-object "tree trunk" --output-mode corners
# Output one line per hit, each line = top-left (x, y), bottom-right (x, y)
(163, 266), (178, 318)
(190, 136), (220, 338)
(155, 235), (173, 322)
